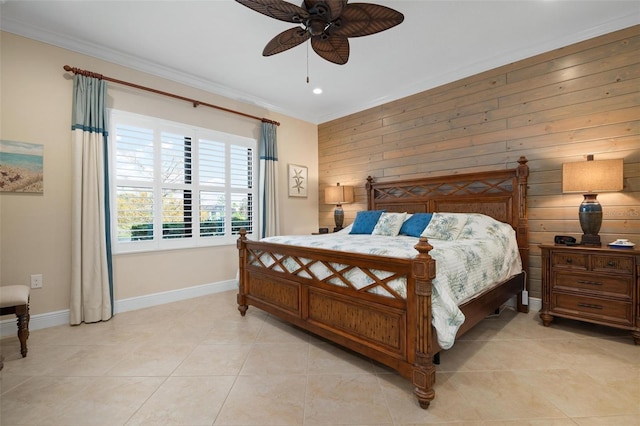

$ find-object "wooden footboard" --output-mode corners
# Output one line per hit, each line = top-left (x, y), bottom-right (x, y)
(237, 231), (438, 408)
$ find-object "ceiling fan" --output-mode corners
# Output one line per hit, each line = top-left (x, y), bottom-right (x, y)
(235, 0), (404, 65)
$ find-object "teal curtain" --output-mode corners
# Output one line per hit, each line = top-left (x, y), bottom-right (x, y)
(259, 122), (279, 238)
(70, 74), (113, 324)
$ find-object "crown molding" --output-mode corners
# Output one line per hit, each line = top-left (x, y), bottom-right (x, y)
(0, 16), (312, 122)
(3, 12), (638, 125)
(316, 15), (640, 123)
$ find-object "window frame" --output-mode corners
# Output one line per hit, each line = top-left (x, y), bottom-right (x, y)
(109, 110), (258, 254)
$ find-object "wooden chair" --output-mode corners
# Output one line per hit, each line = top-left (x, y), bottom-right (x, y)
(0, 285), (30, 358)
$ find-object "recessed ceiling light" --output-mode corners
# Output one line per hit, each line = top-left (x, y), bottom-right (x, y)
(313, 88), (323, 95)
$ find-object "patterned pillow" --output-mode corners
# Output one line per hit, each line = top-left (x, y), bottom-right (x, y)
(372, 212), (407, 236)
(458, 213), (505, 240)
(399, 213), (433, 237)
(421, 212), (468, 240)
(349, 210), (385, 234)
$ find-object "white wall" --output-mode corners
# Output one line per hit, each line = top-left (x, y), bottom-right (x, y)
(0, 32), (319, 319)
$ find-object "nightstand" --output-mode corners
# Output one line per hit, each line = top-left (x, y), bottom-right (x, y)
(540, 244), (640, 345)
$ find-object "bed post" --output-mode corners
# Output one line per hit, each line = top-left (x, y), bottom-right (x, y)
(366, 176), (374, 209)
(237, 228), (248, 316)
(515, 156), (530, 313)
(410, 237), (437, 409)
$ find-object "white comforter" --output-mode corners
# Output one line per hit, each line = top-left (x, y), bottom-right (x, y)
(253, 213), (522, 349)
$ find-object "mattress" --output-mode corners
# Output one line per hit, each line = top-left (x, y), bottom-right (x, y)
(251, 213), (523, 349)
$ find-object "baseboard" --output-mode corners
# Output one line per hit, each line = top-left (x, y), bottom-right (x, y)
(504, 295), (542, 312)
(1, 285), (540, 337)
(0, 280), (237, 337)
(529, 297), (542, 312)
(114, 279), (237, 314)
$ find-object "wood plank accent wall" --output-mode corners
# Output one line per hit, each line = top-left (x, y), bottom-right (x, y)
(318, 25), (640, 299)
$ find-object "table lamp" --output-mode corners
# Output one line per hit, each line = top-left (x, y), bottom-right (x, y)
(324, 183), (355, 232)
(562, 155), (623, 246)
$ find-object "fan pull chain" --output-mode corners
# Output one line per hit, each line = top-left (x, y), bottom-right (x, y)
(306, 40), (310, 84)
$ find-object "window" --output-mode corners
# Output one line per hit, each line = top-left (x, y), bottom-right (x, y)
(110, 110), (257, 253)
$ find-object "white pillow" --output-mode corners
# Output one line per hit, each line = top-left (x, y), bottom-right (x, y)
(372, 212), (407, 236)
(421, 212), (468, 240)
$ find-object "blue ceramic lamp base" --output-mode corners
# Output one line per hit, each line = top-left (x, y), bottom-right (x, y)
(579, 193), (602, 246)
(333, 205), (344, 232)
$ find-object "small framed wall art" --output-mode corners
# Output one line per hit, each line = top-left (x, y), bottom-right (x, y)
(288, 164), (307, 197)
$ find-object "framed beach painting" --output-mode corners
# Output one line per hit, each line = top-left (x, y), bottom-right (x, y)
(0, 140), (44, 193)
(288, 164), (307, 197)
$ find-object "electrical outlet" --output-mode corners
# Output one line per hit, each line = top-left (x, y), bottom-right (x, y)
(30, 274), (43, 289)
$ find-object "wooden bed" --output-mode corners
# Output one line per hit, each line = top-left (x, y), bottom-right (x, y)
(236, 156), (530, 408)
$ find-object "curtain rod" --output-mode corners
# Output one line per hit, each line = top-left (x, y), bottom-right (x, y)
(63, 65), (280, 126)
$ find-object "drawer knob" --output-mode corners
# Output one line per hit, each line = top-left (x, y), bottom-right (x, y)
(607, 261), (616, 267)
(566, 258), (573, 264)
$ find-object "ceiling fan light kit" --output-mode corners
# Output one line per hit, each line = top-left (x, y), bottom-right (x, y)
(235, 0), (404, 65)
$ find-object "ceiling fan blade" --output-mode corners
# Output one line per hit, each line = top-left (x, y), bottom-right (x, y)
(235, 0), (309, 23)
(311, 35), (350, 65)
(330, 3), (404, 37)
(303, 0), (346, 20)
(263, 27), (311, 56)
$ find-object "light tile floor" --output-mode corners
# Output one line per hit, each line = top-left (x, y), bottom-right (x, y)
(1, 290), (638, 425)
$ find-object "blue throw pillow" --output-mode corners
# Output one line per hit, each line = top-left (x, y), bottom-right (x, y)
(399, 213), (433, 237)
(349, 210), (385, 234)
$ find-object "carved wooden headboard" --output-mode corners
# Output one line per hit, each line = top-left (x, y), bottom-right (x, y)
(366, 156), (530, 287)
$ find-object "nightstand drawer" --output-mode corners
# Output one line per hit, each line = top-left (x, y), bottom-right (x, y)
(553, 271), (633, 299)
(591, 255), (634, 275)
(551, 252), (587, 270)
(551, 293), (633, 326)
